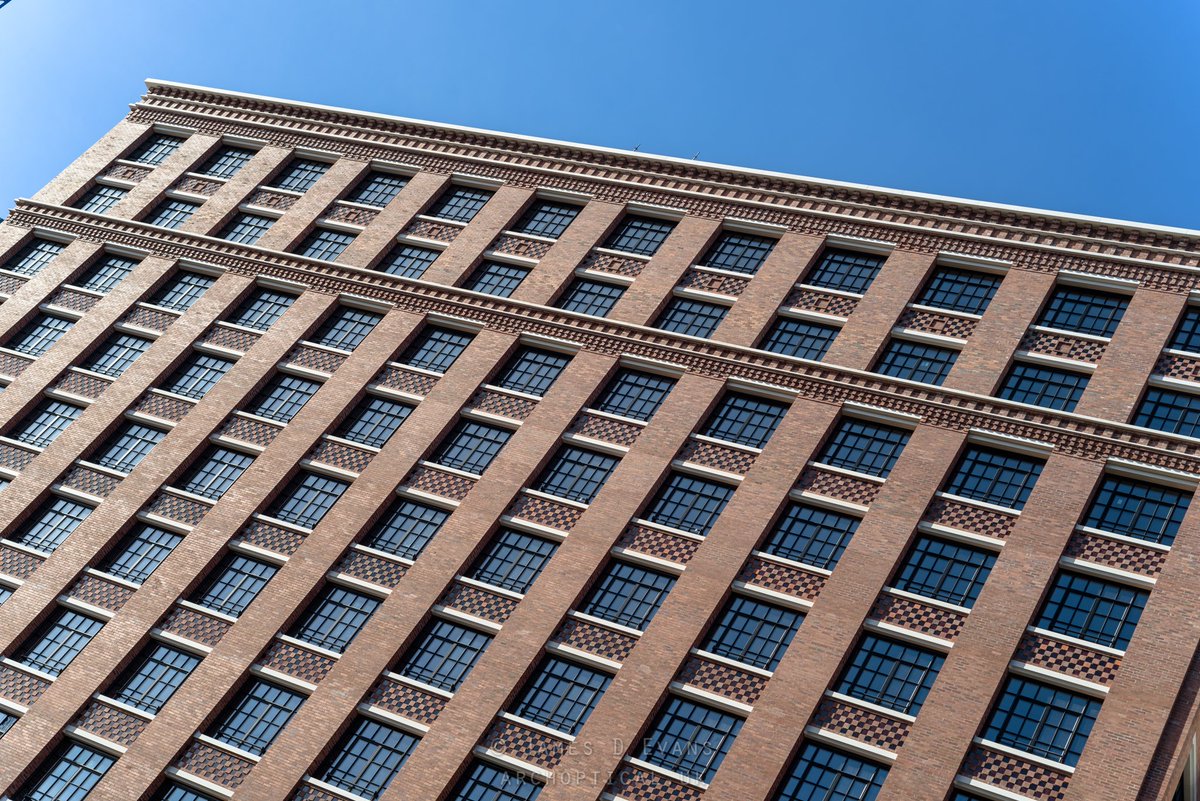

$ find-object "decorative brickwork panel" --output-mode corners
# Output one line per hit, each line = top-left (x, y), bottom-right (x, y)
(897, 307), (978, 339)
(173, 175), (223, 196)
(467, 388), (537, 421)
(961, 745), (1070, 801)
(678, 268), (750, 297)
(220, 415), (280, 448)
(617, 524), (701, 565)
(492, 233), (553, 260)
(869, 593), (966, 642)
(1154, 353), (1200, 383)
(323, 203), (380, 227)
(1020, 328), (1107, 364)
(336, 549), (407, 589)
(484, 719), (570, 770)
(0, 545), (44, 580)
(786, 286), (860, 318)
(507, 494), (582, 532)
(0, 443), (38, 471)
(678, 439), (756, 475)
(1014, 632), (1121, 685)
(581, 249), (646, 278)
(0, 664), (50, 707)
(923, 496), (1017, 540)
(796, 467), (881, 506)
(676, 655), (767, 706)
(403, 217), (461, 243)
(247, 188), (298, 211)
(569, 413), (641, 447)
(52, 370), (109, 399)
(159, 606), (231, 648)
(368, 678), (447, 725)
(307, 438), (374, 474)
(134, 391), (193, 422)
(811, 697), (912, 753)
(1064, 530), (1165, 578)
(148, 492), (209, 526)
(122, 305), (176, 332)
(103, 162), (152, 183)
(607, 765), (704, 801)
(175, 740), (255, 790)
(61, 465), (121, 498)
(292, 786), (341, 801)
(0, 274), (27, 295)
(240, 519), (305, 556)
(403, 465), (475, 501)
(374, 364), (438, 396)
(47, 287), (100, 313)
(74, 701), (147, 747)
(202, 324), (260, 353)
(260, 640), (335, 685)
(0, 351), (33, 378)
(552, 618), (637, 663)
(286, 345), (347, 375)
(737, 557), (826, 602)
(440, 582), (518, 624)
(68, 574), (135, 613)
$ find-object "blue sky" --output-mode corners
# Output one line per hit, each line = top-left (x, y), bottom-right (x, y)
(1, 0), (1197, 228)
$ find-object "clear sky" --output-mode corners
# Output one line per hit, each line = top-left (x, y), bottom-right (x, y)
(1, 0), (1197, 228)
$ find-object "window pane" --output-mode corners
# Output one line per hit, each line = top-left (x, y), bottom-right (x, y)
(465, 262), (529, 297)
(10, 314), (74, 356)
(432, 420), (512, 474)
(1082, 475), (1190, 546)
(943, 446), (1044, 510)
(110, 642), (200, 713)
(982, 676), (1100, 766)
(655, 298), (728, 338)
(510, 657), (612, 735)
(701, 392), (789, 449)
(534, 446), (619, 504)
(83, 333), (151, 377)
(449, 761), (542, 801)
(873, 339), (958, 385)
(805, 248), (885, 294)
(399, 619), (492, 692)
(429, 186), (493, 222)
(916, 267), (1003, 315)
(1169, 306), (1200, 354)
(3, 238), (65, 276)
(556, 279), (625, 317)
(102, 524), (183, 584)
(312, 307), (382, 351)
(270, 471), (350, 529)
(379, 243), (440, 279)
(272, 159), (330, 192)
(77, 184), (128, 214)
(594, 369), (675, 422)
(248, 374), (321, 423)
(581, 561), (675, 630)
(299, 228), (356, 262)
(16, 609), (104, 676)
(816, 418), (910, 478)
(129, 133), (185, 165)
(152, 272), (215, 312)
(495, 348), (572, 396)
(637, 696), (742, 782)
(289, 585), (380, 653)
(337, 395), (413, 447)
(998, 363), (1089, 412)
(180, 447), (255, 499)
(15, 742), (114, 801)
(13, 399), (84, 447)
(208, 679), (305, 755)
(76, 254), (138, 293)
(1134, 387), (1200, 439)
(514, 200), (580, 239)
(604, 216), (675, 256)
(763, 502), (860, 571)
(1038, 286), (1128, 337)
(894, 536), (996, 607)
(363, 498), (449, 560)
(1036, 571), (1147, 650)
(10, 497), (92, 554)
(702, 232), (775, 275)
(221, 213), (275, 244)
(198, 146), (255, 179)
(318, 716), (417, 799)
(164, 353), (234, 399)
(468, 529), (558, 594)
(93, 422), (165, 472)
(401, 327), (474, 372)
(645, 472), (735, 536)
(146, 199), (199, 230)
(759, 317), (839, 361)
(348, 171), (409, 207)
(775, 742), (888, 801)
(835, 633), (945, 715)
(229, 289), (295, 331)
(702, 595), (802, 670)
(193, 554), (277, 616)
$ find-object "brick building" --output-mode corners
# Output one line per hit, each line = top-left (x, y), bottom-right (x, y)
(0, 79), (1195, 801)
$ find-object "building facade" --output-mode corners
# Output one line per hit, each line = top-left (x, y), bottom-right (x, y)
(0, 80), (1195, 801)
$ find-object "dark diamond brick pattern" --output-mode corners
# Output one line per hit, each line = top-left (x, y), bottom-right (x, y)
(134, 391), (194, 422)
(676, 655), (768, 706)
(220, 415), (281, 448)
(121, 305), (176, 333)
(102, 163), (152, 183)
(552, 618), (637, 663)
(402, 217), (461, 243)
(811, 697), (913, 752)
(0, 545), (44, 580)
(679, 439), (756, 475)
(870, 593), (966, 641)
(202, 324), (261, 354)
(467, 388), (538, 421)
(1064, 531), (1165, 578)
(606, 764), (704, 801)
(0, 351), (33, 378)
(580, 249), (646, 278)
(1154, 353), (1200, 383)
(323, 203), (380, 227)
(785, 286), (860, 318)
(0, 664), (50, 706)
(1020, 328), (1107, 364)
(440, 582), (518, 624)
(404, 465), (475, 501)
(617, 524), (701, 565)
(678, 268), (750, 298)
(307, 438), (374, 474)
(961, 745), (1071, 801)
(74, 701), (148, 747)
(160, 606), (231, 648)
(923, 497), (1017, 540)
(47, 288), (100, 314)
(61, 465), (121, 498)
(796, 467), (881, 506)
(286, 345), (347, 375)
(1014, 633), (1121, 685)
(175, 739), (255, 790)
(491, 233), (553, 260)
(569, 413), (642, 447)
(368, 678), (447, 726)
(336, 549), (408, 589)
(148, 492), (209, 526)
(68, 573), (135, 613)
(247, 188), (299, 211)
(0, 274), (28, 296)
(0, 443), (37, 471)
(241, 519), (305, 556)
(507, 494), (582, 532)
(375, 365), (438, 397)
(897, 307), (978, 339)
(173, 176), (222, 196)
(260, 640), (335, 684)
(483, 718), (571, 769)
(291, 785), (341, 801)
(738, 557), (827, 602)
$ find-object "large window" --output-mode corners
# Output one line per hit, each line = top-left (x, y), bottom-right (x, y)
(495, 347), (572, 396)
(701, 231), (775, 275)
(982, 675), (1100, 766)
(129, 133), (185, 165)
(555, 278), (625, 317)
(153, 784), (221, 801)
(894, 536), (997, 608)
(1082, 474), (1190, 546)
(513, 200), (581, 239)
(1037, 286), (1128, 337)
(432, 420), (512, 474)
(804, 248), (886, 295)
(534, 446), (619, 504)
(449, 761), (542, 801)
(762, 502), (860, 571)
(580, 561), (675, 630)
(379, 243), (440, 279)
(248, 374), (321, 423)
(873, 339), (958, 386)
(10, 314), (74, 355)
(915, 267), (1003, 315)
(269, 471), (349, 528)
(428, 185), (493, 222)
(271, 158), (330, 192)
(13, 742), (114, 801)
(604, 215), (675, 256)
(347, 171), (409, 207)
(943, 445), (1044, 510)
(151, 271), (214, 312)
(645, 472), (735, 536)
(1169, 305), (1200, 354)
(198, 146), (255, 179)
(289, 585), (380, 653)
(76, 184), (128, 214)
(702, 595), (801, 671)
(638, 696), (742, 783)
(701, 392), (789, 449)
(759, 317), (839, 361)
(655, 297), (729, 339)
(221, 212), (275, 245)
(164, 353), (234, 399)
(1036, 571), (1147, 650)
(299, 228), (356, 262)
(101, 524), (183, 584)
(337, 395), (413, 448)
(775, 742), (888, 801)
(145, 198), (199, 230)
(399, 618), (492, 692)
(401, 326), (474, 373)
(93, 422), (165, 473)
(511, 657), (612, 735)
(109, 642), (200, 713)
(4, 238), (65, 276)
(998, 363), (1090, 412)
(15, 609), (104, 676)
(465, 261), (530, 298)
(317, 716), (417, 800)
(13, 399), (83, 447)
(312, 307), (383, 351)
(1134, 387), (1200, 439)
(835, 634), (945, 715)
(593, 368), (675, 422)
(362, 498), (449, 560)
(208, 679), (305, 755)
(229, 289), (295, 331)
(816, 418), (911, 478)
(192, 554), (278, 617)
(468, 529), (558, 594)
(180, 447), (255, 499)
(83, 333), (151, 377)
(9, 497), (92, 554)
(77, 254), (137, 293)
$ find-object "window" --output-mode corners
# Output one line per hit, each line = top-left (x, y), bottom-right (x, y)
(198, 146), (255, 179)
(514, 200), (580, 239)
(401, 326), (474, 372)
(944, 446), (1044, 510)
(1038, 286), (1128, 337)
(10, 497), (92, 554)
(759, 317), (839, 361)
(702, 392), (790, 449)
(604, 215), (675, 256)
(0, 586), (12, 606)
(638, 696), (742, 783)
(775, 742), (888, 801)
(101, 524), (183, 584)
(804, 248), (886, 295)
(83, 333), (151, 376)
(272, 158), (330, 192)
(164, 353), (234, 399)
(873, 339), (958, 386)
(594, 369), (675, 422)
(109, 642), (200, 713)
(464, 262), (529, 297)
(317, 716), (417, 799)
(77, 184), (128, 214)
(362, 498), (449, 560)
(312, 307), (382, 351)
(511, 657), (612, 735)
(289, 585), (380, 653)
(449, 761), (542, 801)
(180, 447), (255, 499)
(894, 536), (997, 607)
(347, 171), (409, 207)
(835, 634), (945, 715)
(580, 561), (675, 630)
(379, 243), (440, 278)
(193, 554), (278, 617)
(655, 297), (728, 338)
(337, 395), (412, 447)
(534, 446), (619, 503)
(270, 472), (349, 529)
(153, 784), (220, 801)
(77, 254), (137, 293)
(4, 238), (65, 276)
(399, 618), (492, 691)
(13, 741), (114, 801)
(645, 472), (735, 536)
(15, 609), (103, 676)
(0, 708), (14, 735)
(495, 347), (572, 396)
(10, 314), (73, 355)
(702, 595), (801, 671)
(14, 399), (83, 447)
(229, 289), (295, 330)
(429, 185), (493, 222)
(982, 676), (1099, 766)
(1169, 306), (1200, 354)
(432, 420), (512, 474)
(701, 231), (775, 275)
(998, 363), (1089, 412)
(130, 133), (185, 165)
(145, 198), (199, 229)
(468, 529), (558, 594)
(221, 213), (275, 244)
(556, 278), (625, 317)
(763, 502), (860, 571)
(1135, 387), (1200, 438)
(299, 228), (356, 262)
(1036, 571), (1147, 650)
(817, 418), (910, 478)
(1082, 474), (1190, 546)
(94, 422), (165, 472)
(916, 267), (1003, 315)
(209, 679), (305, 755)
(248, 374), (321, 423)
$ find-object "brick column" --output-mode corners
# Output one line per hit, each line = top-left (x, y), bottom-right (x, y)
(334, 172), (448, 270)
(29, 120), (149, 207)
(421, 186), (534, 287)
(716, 232), (824, 348)
(515, 201), (624, 306)
(254, 159), (367, 252)
(182, 145), (293, 236)
(609, 217), (719, 327)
